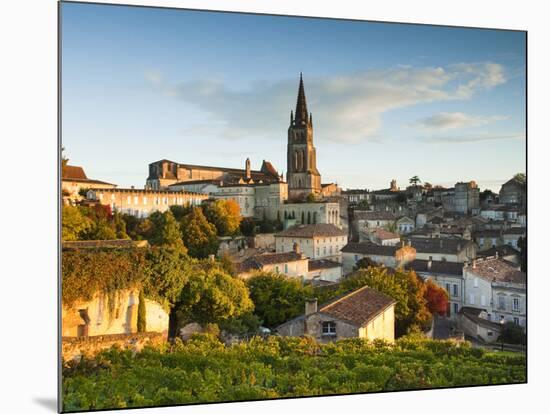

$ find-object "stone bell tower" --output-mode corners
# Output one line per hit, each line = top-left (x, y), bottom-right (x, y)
(286, 73), (321, 201)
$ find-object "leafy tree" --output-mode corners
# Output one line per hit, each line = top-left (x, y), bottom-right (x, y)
(409, 175), (421, 186)
(356, 199), (370, 210)
(203, 199), (242, 236)
(149, 210), (186, 251)
(137, 290), (147, 333)
(113, 212), (129, 239)
(499, 322), (526, 345)
(143, 247), (191, 308)
(219, 312), (262, 336)
(480, 189), (495, 202)
(247, 272), (313, 328)
(423, 279), (449, 316)
(169, 204), (193, 221)
(62, 205), (92, 241)
(353, 256), (379, 271)
(219, 253), (237, 276)
(240, 218), (257, 237)
(258, 220), (275, 233)
(396, 192), (407, 203)
(121, 214), (141, 239)
(137, 218), (156, 240)
(385, 221), (398, 233)
(180, 207), (219, 258)
(178, 266), (253, 325)
(85, 220), (117, 240)
(513, 173), (526, 184)
(340, 267), (431, 336)
(423, 182), (433, 190)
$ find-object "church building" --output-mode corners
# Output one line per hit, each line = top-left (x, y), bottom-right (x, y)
(287, 74), (322, 201)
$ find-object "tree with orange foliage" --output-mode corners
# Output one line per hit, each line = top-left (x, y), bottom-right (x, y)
(203, 199), (242, 236)
(423, 279), (449, 316)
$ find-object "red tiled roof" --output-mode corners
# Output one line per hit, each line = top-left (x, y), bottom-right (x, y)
(237, 251), (305, 272)
(319, 286), (396, 327)
(465, 257), (525, 284)
(308, 259), (342, 271)
(276, 224), (347, 238)
(63, 165), (87, 180)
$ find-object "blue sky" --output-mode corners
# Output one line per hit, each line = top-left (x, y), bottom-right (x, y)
(61, 2), (526, 192)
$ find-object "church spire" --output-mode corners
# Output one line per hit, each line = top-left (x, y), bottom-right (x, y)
(294, 73), (309, 126)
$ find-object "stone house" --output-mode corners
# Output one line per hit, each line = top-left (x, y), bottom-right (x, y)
(342, 189), (371, 206)
(354, 210), (397, 231)
(235, 246), (309, 279)
(473, 229), (503, 251)
(275, 224), (348, 262)
(62, 165), (116, 204)
(458, 307), (503, 343)
(415, 207), (444, 228)
(407, 259), (464, 320)
(87, 187), (208, 218)
(396, 216), (415, 234)
(307, 259), (343, 282)
(275, 286), (396, 343)
(341, 241), (416, 274)
(405, 237), (476, 263)
(502, 227), (526, 249)
(463, 257), (526, 328)
(366, 228), (401, 245)
(478, 245), (520, 264)
(499, 177), (526, 207)
(170, 178), (288, 221)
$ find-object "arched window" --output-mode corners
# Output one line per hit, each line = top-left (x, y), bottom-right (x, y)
(294, 151), (299, 170)
(284, 211), (288, 219)
(313, 212), (317, 224)
(298, 179), (302, 188)
(307, 211), (311, 224)
(301, 211), (305, 224)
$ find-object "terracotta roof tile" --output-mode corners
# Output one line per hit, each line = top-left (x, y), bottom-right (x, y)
(276, 224), (347, 238)
(319, 286), (396, 327)
(63, 165), (87, 180)
(465, 257), (525, 284)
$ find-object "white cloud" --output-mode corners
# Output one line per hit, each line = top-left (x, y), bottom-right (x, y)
(422, 132), (524, 144)
(145, 62), (507, 144)
(414, 112), (508, 131)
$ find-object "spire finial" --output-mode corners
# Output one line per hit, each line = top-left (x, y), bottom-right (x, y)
(295, 73), (308, 126)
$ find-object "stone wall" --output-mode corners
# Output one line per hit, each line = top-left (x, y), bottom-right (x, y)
(62, 289), (169, 338)
(62, 332), (167, 362)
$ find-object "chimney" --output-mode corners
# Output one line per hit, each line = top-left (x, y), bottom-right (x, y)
(245, 158), (251, 180)
(472, 260), (476, 269)
(427, 256), (432, 270)
(293, 242), (301, 254)
(407, 240), (412, 247)
(208, 254), (215, 262)
(495, 250), (499, 259)
(305, 298), (318, 316)
(401, 240), (405, 248)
